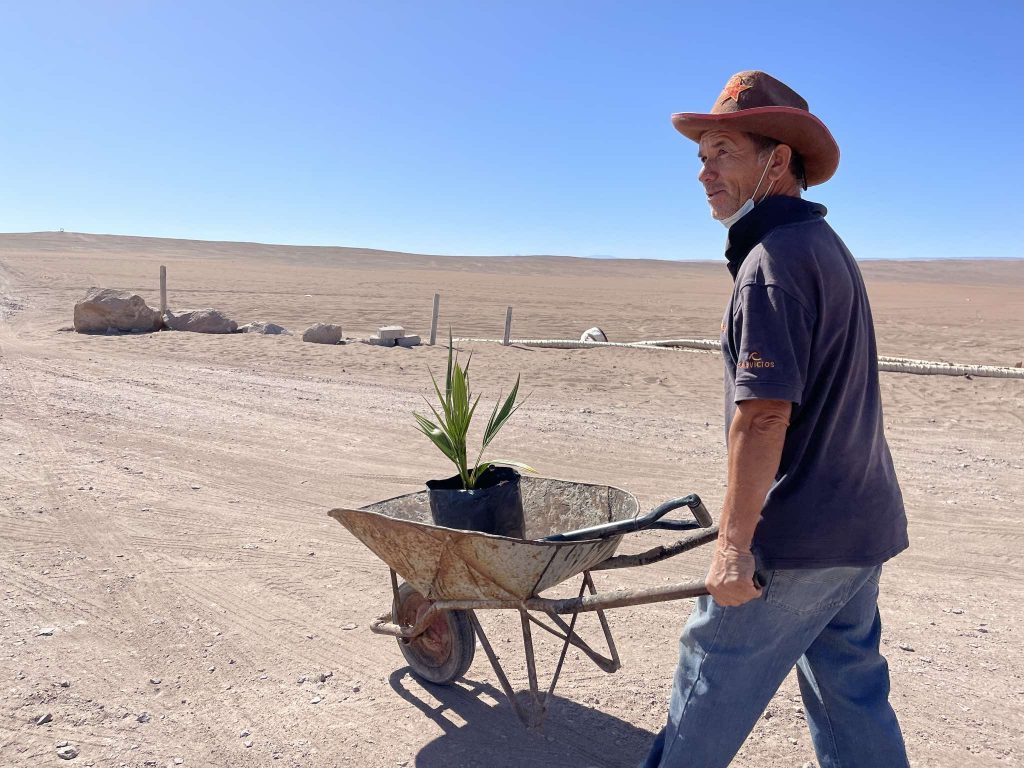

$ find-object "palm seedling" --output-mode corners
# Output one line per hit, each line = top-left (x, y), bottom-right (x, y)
(413, 333), (532, 489)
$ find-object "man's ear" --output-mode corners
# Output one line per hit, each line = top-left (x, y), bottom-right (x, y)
(769, 144), (793, 180)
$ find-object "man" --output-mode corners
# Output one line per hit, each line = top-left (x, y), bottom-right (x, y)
(642, 72), (910, 768)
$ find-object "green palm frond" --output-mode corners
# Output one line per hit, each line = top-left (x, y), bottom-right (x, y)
(482, 375), (526, 449)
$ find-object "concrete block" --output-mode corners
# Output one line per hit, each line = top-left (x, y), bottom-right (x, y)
(378, 325), (405, 342)
(396, 335), (421, 348)
(366, 335), (395, 346)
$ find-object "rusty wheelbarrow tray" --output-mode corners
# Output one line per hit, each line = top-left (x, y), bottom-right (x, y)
(328, 476), (717, 727)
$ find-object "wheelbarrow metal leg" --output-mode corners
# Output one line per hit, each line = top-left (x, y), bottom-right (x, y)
(519, 609), (546, 724)
(468, 610), (537, 728)
(545, 575), (588, 699)
(585, 570), (621, 671)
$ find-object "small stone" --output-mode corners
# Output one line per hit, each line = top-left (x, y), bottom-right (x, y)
(240, 730), (250, 738)
(340, 623), (357, 631)
(352, 685), (361, 693)
(149, 678), (161, 685)
(787, 736), (797, 745)
(245, 741), (253, 748)
(38, 627), (56, 636)
(378, 325), (405, 342)
(59, 680), (71, 688)
(174, 759), (184, 765)
(239, 321), (290, 335)
(898, 643), (915, 652)
(310, 696), (322, 704)
(57, 745), (79, 760)
(56, 740), (69, 747)
(136, 712), (151, 723)
(302, 323), (343, 345)
(297, 675), (307, 684)
(316, 672), (333, 683)
(36, 712), (53, 725)
(951, 608), (964, 615)
(208, 666), (215, 672)
(190, 484), (201, 490)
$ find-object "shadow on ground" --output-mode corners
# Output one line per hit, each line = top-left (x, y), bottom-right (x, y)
(389, 668), (654, 768)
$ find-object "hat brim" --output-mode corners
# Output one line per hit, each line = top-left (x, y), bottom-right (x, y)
(671, 106), (840, 187)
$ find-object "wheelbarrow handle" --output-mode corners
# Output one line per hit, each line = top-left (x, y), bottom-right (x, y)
(541, 494), (713, 542)
(654, 495), (713, 530)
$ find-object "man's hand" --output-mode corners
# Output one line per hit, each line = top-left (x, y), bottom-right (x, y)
(708, 398), (790, 607)
(706, 542), (762, 606)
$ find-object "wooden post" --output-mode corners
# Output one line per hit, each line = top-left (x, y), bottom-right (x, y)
(429, 293), (440, 346)
(503, 306), (513, 346)
(159, 265), (167, 316)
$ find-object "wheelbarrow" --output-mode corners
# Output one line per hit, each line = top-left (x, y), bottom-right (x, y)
(328, 476), (718, 727)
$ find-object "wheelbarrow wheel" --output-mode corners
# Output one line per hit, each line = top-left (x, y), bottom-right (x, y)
(393, 582), (475, 685)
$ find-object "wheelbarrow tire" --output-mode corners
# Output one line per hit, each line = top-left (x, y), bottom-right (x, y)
(393, 582), (475, 685)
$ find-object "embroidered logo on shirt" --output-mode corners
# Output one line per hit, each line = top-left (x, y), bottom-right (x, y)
(738, 351), (776, 369)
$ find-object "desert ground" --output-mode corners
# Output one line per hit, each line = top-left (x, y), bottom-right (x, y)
(1, 231), (1022, 768)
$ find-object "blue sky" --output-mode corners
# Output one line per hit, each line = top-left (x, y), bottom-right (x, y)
(1, 1), (1021, 261)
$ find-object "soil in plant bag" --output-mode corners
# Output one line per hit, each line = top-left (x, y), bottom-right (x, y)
(426, 466), (526, 538)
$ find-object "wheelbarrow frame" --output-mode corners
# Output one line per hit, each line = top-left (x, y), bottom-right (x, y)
(330, 478), (719, 728)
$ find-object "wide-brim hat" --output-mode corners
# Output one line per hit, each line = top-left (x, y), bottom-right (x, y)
(672, 71), (840, 186)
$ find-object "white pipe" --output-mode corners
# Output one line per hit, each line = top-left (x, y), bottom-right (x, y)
(454, 337), (1024, 379)
(876, 359), (1024, 378)
(454, 337), (718, 354)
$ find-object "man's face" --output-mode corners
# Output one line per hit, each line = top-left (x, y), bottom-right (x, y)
(697, 129), (771, 220)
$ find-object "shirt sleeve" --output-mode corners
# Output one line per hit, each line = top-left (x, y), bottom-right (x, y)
(731, 283), (814, 405)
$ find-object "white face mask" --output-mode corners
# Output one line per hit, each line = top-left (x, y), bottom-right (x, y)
(718, 149), (776, 229)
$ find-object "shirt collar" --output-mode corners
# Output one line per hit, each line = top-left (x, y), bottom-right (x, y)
(724, 196), (827, 278)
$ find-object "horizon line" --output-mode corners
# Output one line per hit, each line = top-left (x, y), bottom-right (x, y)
(2, 229), (1022, 264)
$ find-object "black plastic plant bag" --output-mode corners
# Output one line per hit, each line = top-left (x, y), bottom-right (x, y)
(426, 466), (525, 538)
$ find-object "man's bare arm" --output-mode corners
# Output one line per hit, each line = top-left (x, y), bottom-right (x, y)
(706, 397), (792, 606)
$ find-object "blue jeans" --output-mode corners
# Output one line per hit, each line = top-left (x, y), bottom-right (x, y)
(642, 565), (908, 768)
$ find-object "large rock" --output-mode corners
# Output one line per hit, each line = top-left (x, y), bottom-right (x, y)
(302, 323), (343, 345)
(73, 288), (162, 334)
(164, 308), (237, 334)
(240, 321), (290, 335)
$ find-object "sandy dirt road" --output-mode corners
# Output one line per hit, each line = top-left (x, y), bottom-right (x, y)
(1, 233), (1022, 767)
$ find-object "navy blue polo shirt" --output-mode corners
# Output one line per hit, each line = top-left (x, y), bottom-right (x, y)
(720, 196), (908, 569)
